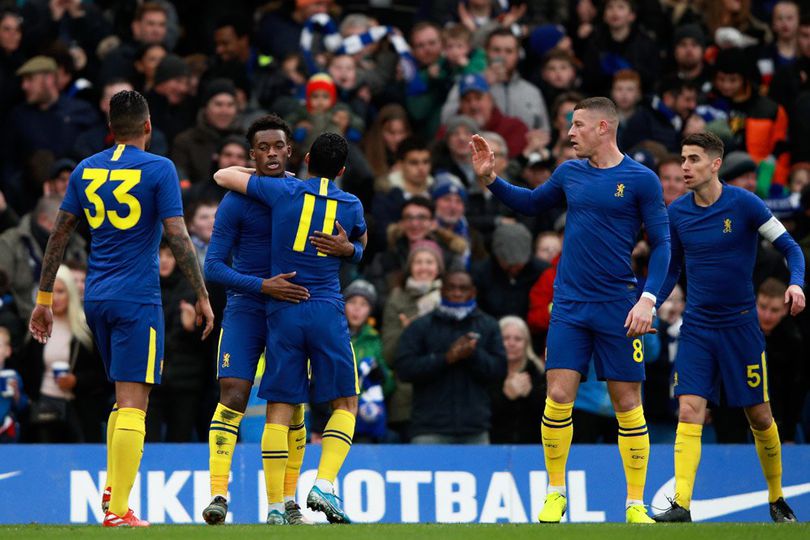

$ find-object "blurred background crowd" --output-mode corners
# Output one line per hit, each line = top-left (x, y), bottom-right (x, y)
(0, 0), (808, 446)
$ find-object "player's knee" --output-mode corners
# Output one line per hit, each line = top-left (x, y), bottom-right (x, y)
(331, 396), (358, 415)
(745, 406), (773, 431)
(546, 385), (575, 405)
(219, 380), (251, 413)
(678, 398), (706, 424)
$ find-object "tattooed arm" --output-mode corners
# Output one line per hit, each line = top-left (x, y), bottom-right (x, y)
(163, 216), (215, 339)
(29, 210), (80, 343)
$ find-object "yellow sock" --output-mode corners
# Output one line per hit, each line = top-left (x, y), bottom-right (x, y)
(752, 421), (783, 502)
(616, 405), (649, 503)
(209, 403), (244, 497)
(262, 424), (289, 504)
(673, 422), (702, 509)
(317, 409), (355, 483)
(284, 404), (307, 499)
(541, 397), (574, 488)
(105, 404), (118, 491)
(108, 407), (146, 516)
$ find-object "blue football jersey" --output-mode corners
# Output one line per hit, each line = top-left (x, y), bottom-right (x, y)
(61, 143), (183, 304)
(245, 175), (366, 314)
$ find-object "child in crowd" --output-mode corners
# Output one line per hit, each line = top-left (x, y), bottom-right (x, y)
(611, 69), (642, 126)
(534, 231), (562, 265)
(440, 23), (486, 80)
(327, 54), (372, 123)
(538, 49), (580, 110)
(0, 326), (27, 443)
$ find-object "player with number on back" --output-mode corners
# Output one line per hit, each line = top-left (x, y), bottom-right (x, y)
(653, 132), (805, 524)
(28, 90), (215, 528)
(471, 97), (671, 524)
(214, 132), (367, 525)
(202, 114), (364, 525)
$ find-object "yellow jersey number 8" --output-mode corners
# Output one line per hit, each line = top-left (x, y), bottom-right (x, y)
(82, 168), (142, 230)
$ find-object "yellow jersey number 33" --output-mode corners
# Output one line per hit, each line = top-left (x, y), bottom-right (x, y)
(82, 168), (142, 230)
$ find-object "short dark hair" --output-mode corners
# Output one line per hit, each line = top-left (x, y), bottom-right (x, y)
(574, 96), (618, 121)
(485, 27), (518, 49)
(246, 114), (292, 148)
(682, 132), (725, 158)
(214, 14), (251, 38)
(758, 277), (787, 299)
(658, 75), (698, 97)
(396, 136), (429, 162)
(401, 196), (434, 218)
(109, 90), (149, 139)
(308, 132), (348, 178)
(134, 1), (167, 21)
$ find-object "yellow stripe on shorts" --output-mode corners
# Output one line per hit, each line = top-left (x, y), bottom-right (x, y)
(145, 327), (156, 384)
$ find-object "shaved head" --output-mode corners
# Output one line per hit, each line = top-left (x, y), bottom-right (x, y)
(574, 96), (619, 131)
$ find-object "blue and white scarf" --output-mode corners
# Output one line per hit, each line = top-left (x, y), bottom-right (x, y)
(436, 298), (477, 320)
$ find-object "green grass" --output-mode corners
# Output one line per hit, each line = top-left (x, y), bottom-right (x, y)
(1, 523), (808, 540)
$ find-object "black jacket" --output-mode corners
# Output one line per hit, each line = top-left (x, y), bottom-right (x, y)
(396, 307), (506, 436)
(490, 361), (546, 444)
(472, 257), (548, 320)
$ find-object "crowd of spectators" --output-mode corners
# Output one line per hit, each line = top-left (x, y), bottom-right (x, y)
(0, 0), (809, 445)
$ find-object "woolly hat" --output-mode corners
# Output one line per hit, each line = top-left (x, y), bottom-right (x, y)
(305, 73), (337, 112)
(719, 151), (756, 182)
(492, 222), (532, 266)
(407, 239), (445, 276)
(201, 78), (236, 105)
(343, 279), (378, 306)
(154, 54), (190, 86)
(445, 115), (478, 135)
(673, 24), (706, 47)
(431, 172), (467, 202)
(529, 24), (566, 58)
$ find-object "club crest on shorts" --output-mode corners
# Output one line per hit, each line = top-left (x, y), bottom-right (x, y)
(222, 353), (230, 368)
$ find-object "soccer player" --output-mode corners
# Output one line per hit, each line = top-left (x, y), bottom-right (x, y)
(202, 114), (363, 525)
(653, 132), (805, 523)
(214, 132), (366, 525)
(28, 90), (215, 527)
(470, 97), (671, 524)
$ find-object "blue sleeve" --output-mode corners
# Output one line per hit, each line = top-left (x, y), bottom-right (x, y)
(773, 232), (806, 287)
(203, 197), (263, 294)
(638, 174), (670, 298)
(487, 168), (565, 215)
(60, 167), (83, 217)
(656, 215), (684, 309)
(156, 160), (183, 219)
(351, 200), (367, 238)
(246, 174), (283, 208)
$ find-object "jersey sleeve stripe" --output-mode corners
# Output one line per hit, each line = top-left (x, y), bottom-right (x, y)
(758, 216), (787, 242)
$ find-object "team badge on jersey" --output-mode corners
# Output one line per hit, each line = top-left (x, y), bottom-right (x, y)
(723, 218), (732, 233)
(615, 183), (625, 197)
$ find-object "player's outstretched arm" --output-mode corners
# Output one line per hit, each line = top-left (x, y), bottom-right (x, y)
(213, 166), (254, 194)
(29, 210), (79, 344)
(163, 216), (215, 339)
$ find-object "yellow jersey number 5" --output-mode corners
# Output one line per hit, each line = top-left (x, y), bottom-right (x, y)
(82, 168), (142, 230)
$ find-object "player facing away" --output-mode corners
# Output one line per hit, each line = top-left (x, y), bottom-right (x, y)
(214, 132), (367, 525)
(653, 132), (805, 523)
(471, 97), (671, 524)
(28, 90), (215, 527)
(202, 115), (363, 525)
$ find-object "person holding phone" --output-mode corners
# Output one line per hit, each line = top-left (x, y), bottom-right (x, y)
(396, 270), (507, 444)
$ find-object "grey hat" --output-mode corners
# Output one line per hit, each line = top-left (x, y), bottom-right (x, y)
(445, 115), (478, 136)
(719, 151), (756, 182)
(492, 222), (532, 266)
(154, 54), (190, 86)
(343, 279), (377, 306)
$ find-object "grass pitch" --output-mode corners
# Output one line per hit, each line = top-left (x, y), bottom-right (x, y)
(1, 523), (808, 540)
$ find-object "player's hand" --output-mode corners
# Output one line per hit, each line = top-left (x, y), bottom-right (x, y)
(196, 296), (215, 340)
(625, 297), (657, 338)
(262, 271), (310, 303)
(470, 134), (497, 186)
(309, 222), (354, 257)
(785, 284), (806, 316)
(29, 304), (53, 344)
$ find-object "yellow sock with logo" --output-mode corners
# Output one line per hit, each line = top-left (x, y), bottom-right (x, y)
(317, 409), (355, 484)
(752, 421), (783, 503)
(262, 424), (289, 504)
(105, 404), (118, 493)
(673, 422), (703, 509)
(616, 405), (649, 504)
(209, 403), (244, 498)
(108, 408), (146, 516)
(541, 397), (574, 490)
(284, 405), (307, 500)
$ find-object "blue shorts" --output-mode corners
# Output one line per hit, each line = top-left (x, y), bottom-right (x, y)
(217, 306), (266, 381)
(674, 320), (768, 407)
(545, 297), (645, 381)
(84, 300), (164, 384)
(259, 300), (358, 404)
